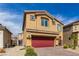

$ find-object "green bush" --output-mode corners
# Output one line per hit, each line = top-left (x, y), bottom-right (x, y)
(24, 46), (37, 56)
(71, 45), (76, 50)
(68, 45), (74, 49)
(63, 44), (69, 49)
(68, 45), (72, 48)
(67, 45), (76, 49)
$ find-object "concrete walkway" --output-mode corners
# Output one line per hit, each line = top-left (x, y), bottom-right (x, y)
(66, 47), (79, 54)
(0, 46), (25, 56)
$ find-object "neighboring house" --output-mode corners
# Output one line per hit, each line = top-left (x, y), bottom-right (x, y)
(63, 20), (79, 46)
(22, 10), (63, 48)
(11, 37), (17, 46)
(17, 33), (23, 46)
(0, 24), (12, 48)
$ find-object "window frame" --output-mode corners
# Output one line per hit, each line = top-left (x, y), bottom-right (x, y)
(30, 15), (35, 21)
(57, 24), (62, 32)
(74, 25), (77, 30)
(41, 18), (48, 27)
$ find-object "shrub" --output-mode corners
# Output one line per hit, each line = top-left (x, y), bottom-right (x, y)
(0, 48), (5, 53)
(68, 45), (75, 48)
(24, 46), (37, 56)
(68, 45), (72, 48)
(72, 46), (75, 49)
(63, 44), (68, 49)
(71, 45), (76, 50)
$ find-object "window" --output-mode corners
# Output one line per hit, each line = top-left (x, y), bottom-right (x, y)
(57, 24), (62, 32)
(41, 18), (48, 27)
(45, 20), (48, 26)
(41, 19), (44, 26)
(74, 25), (77, 30)
(30, 15), (35, 21)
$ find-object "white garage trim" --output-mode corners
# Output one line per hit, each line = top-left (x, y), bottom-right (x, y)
(0, 31), (4, 48)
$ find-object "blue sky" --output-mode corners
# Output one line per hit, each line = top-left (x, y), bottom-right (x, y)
(0, 3), (79, 35)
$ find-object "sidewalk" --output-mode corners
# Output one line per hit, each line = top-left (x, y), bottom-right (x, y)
(0, 46), (25, 56)
(67, 47), (79, 54)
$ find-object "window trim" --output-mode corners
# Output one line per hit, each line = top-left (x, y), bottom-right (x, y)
(57, 24), (62, 32)
(30, 15), (35, 21)
(41, 17), (49, 27)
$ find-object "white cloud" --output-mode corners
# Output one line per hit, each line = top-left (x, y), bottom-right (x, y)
(55, 14), (79, 25)
(55, 14), (67, 21)
(0, 12), (22, 35)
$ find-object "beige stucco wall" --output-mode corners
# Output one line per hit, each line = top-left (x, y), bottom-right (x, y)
(26, 14), (63, 32)
(77, 33), (79, 46)
(64, 22), (79, 46)
(23, 12), (63, 47)
(63, 25), (74, 45)
(73, 24), (79, 32)
(73, 24), (79, 45)
(0, 29), (12, 48)
(78, 33), (79, 39)
(3, 29), (12, 48)
(0, 30), (4, 48)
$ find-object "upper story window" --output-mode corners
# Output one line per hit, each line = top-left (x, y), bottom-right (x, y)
(57, 24), (62, 32)
(30, 15), (35, 21)
(41, 18), (48, 27)
(74, 25), (77, 30)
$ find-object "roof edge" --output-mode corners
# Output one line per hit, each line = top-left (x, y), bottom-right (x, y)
(24, 10), (64, 25)
(64, 20), (79, 27)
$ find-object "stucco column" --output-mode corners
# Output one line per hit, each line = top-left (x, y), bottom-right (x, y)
(26, 33), (32, 47)
(61, 36), (63, 46)
(54, 38), (56, 47)
(61, 40), (63, 46)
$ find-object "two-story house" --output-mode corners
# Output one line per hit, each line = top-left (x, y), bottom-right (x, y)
(17, 33), (23, 46)
(22, 10), (63, 48)
(64, 20), (79, 46)
(0, 24), (12, 48)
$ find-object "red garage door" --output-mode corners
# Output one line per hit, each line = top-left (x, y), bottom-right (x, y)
(32, 36), (54, 48)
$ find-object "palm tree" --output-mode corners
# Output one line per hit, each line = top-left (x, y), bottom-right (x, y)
(71, 33), (78, 49)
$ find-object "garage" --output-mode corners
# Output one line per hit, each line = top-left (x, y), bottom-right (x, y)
(32, 36), (55, 48)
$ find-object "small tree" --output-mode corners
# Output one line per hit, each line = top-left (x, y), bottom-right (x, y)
(71, 33), (78, 49)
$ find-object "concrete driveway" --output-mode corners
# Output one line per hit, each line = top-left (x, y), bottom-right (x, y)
(34, 46), (79, 56)
(0, 46), (25, 56)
